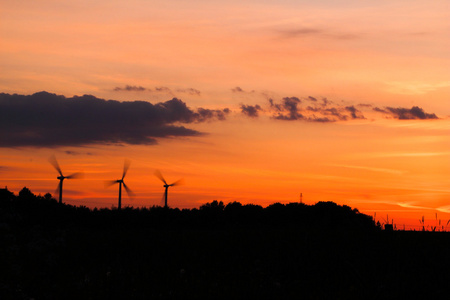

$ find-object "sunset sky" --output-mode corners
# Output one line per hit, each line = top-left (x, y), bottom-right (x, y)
(1, 0), (449, 229)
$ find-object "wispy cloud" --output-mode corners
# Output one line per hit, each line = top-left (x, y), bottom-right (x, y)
(113, 85), (147, 92)
(276, 27), (361, 40)
(267, 96), (365, 122)
(232, 86), (255, 93)
(113, 85), (201, 96)
(374, 106), (438, 120)
(385, 81), (450, 95)
(375, 152), (450, 158)
(329, 164), (405, 175)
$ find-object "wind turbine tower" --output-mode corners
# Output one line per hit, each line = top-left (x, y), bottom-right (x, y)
(106, 160), (134, 210)
(48, 155), (83, 204)
(154, 170), (183, 208)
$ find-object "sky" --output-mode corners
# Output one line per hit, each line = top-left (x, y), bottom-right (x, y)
(1, 0), (449, 230)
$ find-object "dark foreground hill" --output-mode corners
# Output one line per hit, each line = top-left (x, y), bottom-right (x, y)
(1, 188), (450, 299)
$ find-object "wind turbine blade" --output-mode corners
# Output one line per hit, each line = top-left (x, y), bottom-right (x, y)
(170, 178), (184, 186)
(154, 170), (167, 185)
(122, 182), (135, 198)
(122, 159), (131, 179)
(66, 172), (84, 179)
(104, 180), (118, 188)
(48, 155), (63, 176)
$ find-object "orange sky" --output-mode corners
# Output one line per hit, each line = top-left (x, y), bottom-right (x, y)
(1, 0), (449, 230)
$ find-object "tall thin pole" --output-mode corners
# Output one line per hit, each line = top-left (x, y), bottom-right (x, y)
(118, 181), (122, 210)
(59, 180), (63, 204)
(164, 186), (168, 208)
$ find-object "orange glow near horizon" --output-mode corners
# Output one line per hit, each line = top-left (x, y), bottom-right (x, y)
(1, 0), (449, 231)
(1, 117), (448, 230)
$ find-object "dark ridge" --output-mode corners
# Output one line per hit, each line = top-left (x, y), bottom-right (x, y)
(1, 188), (449, 299)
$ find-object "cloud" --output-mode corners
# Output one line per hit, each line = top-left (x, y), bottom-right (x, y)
(154, 86), (172, 94)
(231, 86), (256, 94)
(0, 92), (229, 148)
(277, 27), (360, 40)
(114, 85), (201, 96)
(242, 93), (441, 123)
(373, 106), (438, 120)
(267, 96), (366, 122)
(240, 104), (262, 118)
(65, 150), (94, 156)
(176, 88), (201, 96)
(270, 97), (304, 120)
(345, 106), (365, 119)
(114, 85), (147, 92)
(329, 164), (404, 175)
(279, 28), (322, 38)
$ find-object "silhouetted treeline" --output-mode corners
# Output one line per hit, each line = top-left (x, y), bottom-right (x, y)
(0, 187), (376, 231)
(1, 187), (450, 299)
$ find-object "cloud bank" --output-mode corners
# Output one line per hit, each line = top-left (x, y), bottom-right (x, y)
(239, 93), (438, 122)
(0, 92), (228, 147)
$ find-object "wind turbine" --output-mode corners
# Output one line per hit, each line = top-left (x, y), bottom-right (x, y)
(105, 160), (134, 210)
(154, 170), (183, 208)
(48, 155), (83, 204)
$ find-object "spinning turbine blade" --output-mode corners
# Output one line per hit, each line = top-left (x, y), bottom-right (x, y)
(122, 159), (131, 179)
(123, 182), (135, 198)
(66, 172), (84, 179)
(154, 170), (167, 185)
(105, 180), (118, 188)
(170, 178), (184, 186)
(48, 155), (63, 176)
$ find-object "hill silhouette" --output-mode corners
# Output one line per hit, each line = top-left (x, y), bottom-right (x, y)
(1, 187), (449, 299)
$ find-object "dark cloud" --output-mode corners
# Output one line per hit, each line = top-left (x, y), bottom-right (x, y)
(232, 87), (244, 93)
(65, 151), (94, 156)
(345, 106), (365, 119)
(373, 106), (438, 120)
(321, 97), (331, 107)
(114, 85), (146, 92)
(308, 117), (334, 123)
(155, 86), (173, 94)
(0, 92), (229, 148)
(267, 96), (367, 122)
(176, 88), (201, 96)
(195, 108), (229, 122)
(270, 97), (303, 120)
(240, 104), (262, 118)
(372, 107), (387, 113)
(114, 85), (201, 96)
(357, 103), (373, 108)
